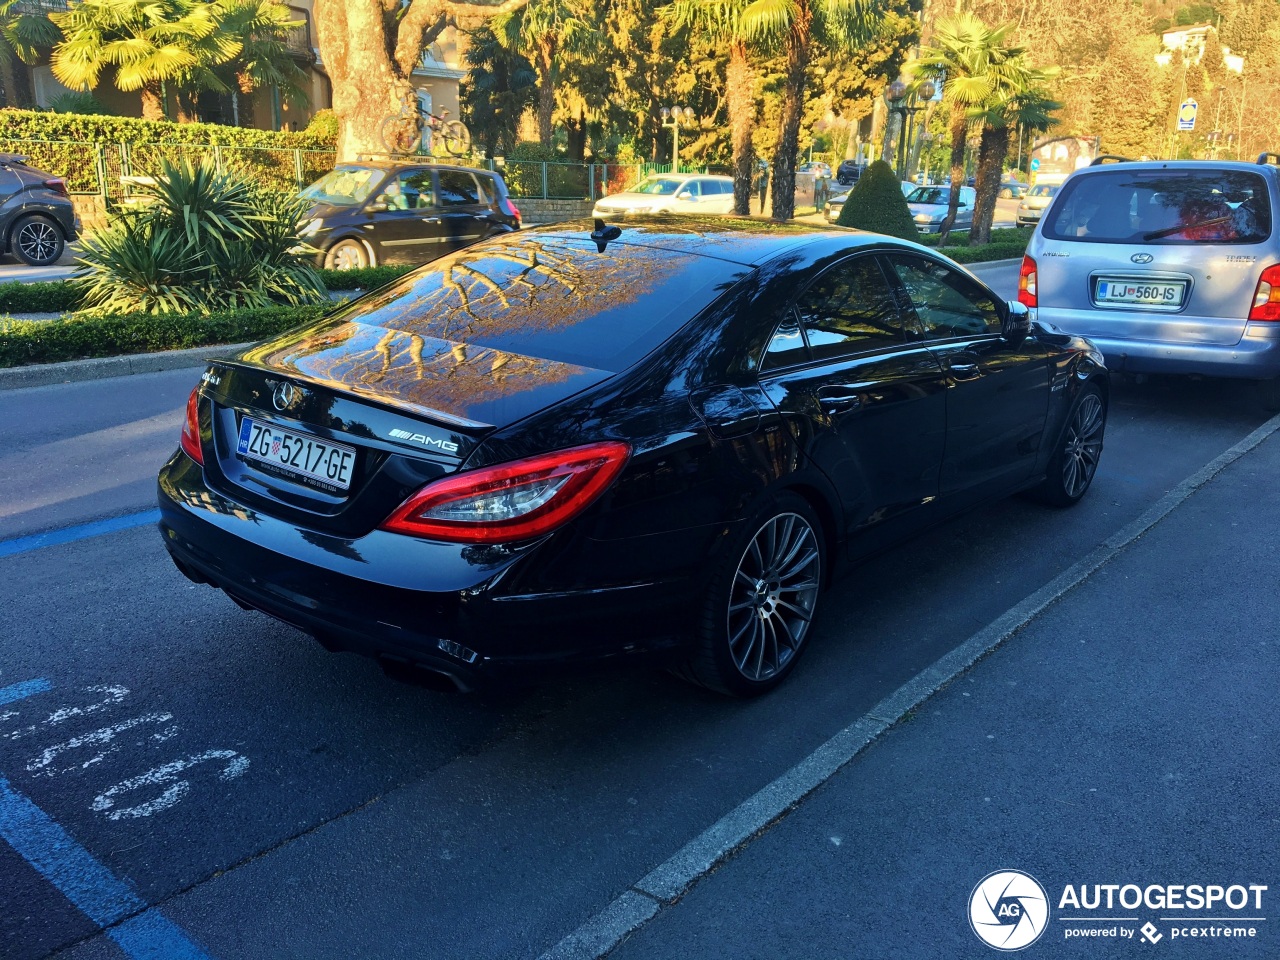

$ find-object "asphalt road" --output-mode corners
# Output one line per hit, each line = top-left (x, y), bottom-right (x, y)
(1, 266), (1275, 959)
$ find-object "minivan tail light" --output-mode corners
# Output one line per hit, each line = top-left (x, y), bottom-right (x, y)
(1248, 263), (1280, 321)
(1018, 255), (1038, 307)
(43, 178), (67, 197)
(180, 386), (204, 465)
(381, 441), (630, 543)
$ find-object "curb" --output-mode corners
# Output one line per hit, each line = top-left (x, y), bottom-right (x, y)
(0, 343), (248, 392)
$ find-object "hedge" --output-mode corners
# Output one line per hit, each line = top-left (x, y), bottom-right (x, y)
(943, 241), (1029, 264)
(0, 108), (336, 150)
(0, 303), (331, 368)
(0, 267), (412, 315)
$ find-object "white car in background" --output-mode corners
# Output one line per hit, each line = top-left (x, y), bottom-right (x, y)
(592, 174), (736, 217)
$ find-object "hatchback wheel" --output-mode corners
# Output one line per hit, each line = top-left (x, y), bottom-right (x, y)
(675, 493), (824, 696)
(324, 239), (371, 271)
(1034, 384), (1106, 507)
(11, 215), (64, 266)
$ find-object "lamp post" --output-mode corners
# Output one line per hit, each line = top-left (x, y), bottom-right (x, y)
(883, 80), (935, 180)
(660, 106), (695, 173)
(1206, 129), (1222, 160)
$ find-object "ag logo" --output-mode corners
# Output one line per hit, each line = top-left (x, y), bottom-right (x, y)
(969, 870), (1050, 951)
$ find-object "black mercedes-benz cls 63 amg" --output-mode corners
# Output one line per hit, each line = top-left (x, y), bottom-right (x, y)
(158, 218), (1107, 696)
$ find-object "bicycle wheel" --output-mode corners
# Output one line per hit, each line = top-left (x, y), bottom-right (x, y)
(380, 113), (424, 155)
(441, 120), (472, 157)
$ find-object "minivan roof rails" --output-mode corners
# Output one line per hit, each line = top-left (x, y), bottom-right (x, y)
(1257, 153), (1280, 166)
(1089, 155), (1133, 166)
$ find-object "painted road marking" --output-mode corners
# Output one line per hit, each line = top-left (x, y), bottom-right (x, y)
(0, 679), (216, 958)
(0, 509), (160, 559)
(538, 410), (1280, 960)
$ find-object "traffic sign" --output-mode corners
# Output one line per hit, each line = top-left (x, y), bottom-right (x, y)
(1029, 158), (1040, 172)
(1178, 99), (1197, 131)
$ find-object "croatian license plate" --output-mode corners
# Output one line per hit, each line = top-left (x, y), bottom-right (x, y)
(237, 417), (356, 491)
(1096, 279), (1186, 306)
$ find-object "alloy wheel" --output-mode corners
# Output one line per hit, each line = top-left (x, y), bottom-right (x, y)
(1062, 393), (1104, 498)
(18, 220), (59, 264)
(725, 512), (821, 682)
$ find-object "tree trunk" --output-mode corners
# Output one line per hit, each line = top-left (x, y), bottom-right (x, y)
(535, 36), (555, 146)
(769, 1), (813, 222)
(935, 104), (968, 247)
(140, 84), (166, 122)
(566, 103), (586, 161)
(726, 40), (755, 217)
(969, 124), (1007, 245)
(881, 109), (901, 166)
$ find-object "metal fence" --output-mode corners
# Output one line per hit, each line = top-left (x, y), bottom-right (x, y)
(0, 138), (675, 202)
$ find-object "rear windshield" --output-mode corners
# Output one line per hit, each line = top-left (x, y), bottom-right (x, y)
(1044, 169), (1272, 244)
(323, 232), (749, 371)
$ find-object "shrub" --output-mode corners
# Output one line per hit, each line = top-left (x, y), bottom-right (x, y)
(318, 265), (413, 291)
(47, 93), (109, 116)
(75, 157), (328, 315)
(835, 160), (919, 241)
(0, 280), (83, 313)
(0, 304), (330, 367)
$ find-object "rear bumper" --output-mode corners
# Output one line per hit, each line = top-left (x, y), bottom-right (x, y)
(157, 453), (702, 689)
(1035, 315), (1280, 379)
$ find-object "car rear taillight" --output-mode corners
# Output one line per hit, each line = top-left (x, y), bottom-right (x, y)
(1248, 263), (1280, 321)
(499, 197), (521, 224)
(43, 179), (67, 197)
(1018, 255), (1038, 308)
(381, 441), (630, 543)
(180, 386), (204, 465)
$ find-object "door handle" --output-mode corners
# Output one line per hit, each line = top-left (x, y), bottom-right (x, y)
(422, 216), (441, 224)
(818, 390), (863, 416)
(948, 362), (981, 381)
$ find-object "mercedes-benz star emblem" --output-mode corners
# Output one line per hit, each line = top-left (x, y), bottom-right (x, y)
(1131, 253), (1154, 264)
(272, 381), (298, 411)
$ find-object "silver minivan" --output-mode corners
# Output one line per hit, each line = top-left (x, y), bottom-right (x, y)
(1022, 156), (1280, 407)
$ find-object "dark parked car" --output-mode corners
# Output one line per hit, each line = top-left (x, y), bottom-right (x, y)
(159, 219), (1108, 696)
(836, 160), (864, 186)
(297, 161), (520, 270)
(0, 153), (77, 266)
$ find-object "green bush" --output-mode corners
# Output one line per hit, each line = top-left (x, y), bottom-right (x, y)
(942, 241), (1028, 264)
(0, 280), (83, 313)
(318, 265), (414, 291)
(835, 160), (919, 241)
(0, 304), (330, 368)
(76, 157), (327, 315)
(0, 108), (336, 149)
(47, 93), (110, 116)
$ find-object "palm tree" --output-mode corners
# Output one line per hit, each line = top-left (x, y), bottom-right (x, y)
(968, 72), (1059, 244)
(0, 0), (61, 108)
(492, 0), (598, 146)
(661, 0), (756, 216)
(737, 0), (879, 221)
(911, 14), (1023, 245)
(461, 24), (537, 157)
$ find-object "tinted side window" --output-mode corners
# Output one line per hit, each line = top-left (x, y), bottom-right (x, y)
(762, 310), (808, 370)
(438, 171), (481, 205)
(386, 170), (433, 210)
(795, 256), (908, 362)
(886, 254), (1002, 338)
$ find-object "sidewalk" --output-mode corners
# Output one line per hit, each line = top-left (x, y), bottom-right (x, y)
(603, 429), (1280, 958)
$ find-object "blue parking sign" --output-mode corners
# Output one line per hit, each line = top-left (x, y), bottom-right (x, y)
(1178, 99), (1197, 131)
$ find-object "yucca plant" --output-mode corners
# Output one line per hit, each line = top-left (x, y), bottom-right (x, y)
(75, 156), (327, 315)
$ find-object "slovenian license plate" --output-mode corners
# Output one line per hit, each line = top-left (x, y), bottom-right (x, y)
(1096, 279), (1186, 306)
(237, 417), (356, 491)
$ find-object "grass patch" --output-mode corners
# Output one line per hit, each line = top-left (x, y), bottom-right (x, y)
(0, 304), (330, 368)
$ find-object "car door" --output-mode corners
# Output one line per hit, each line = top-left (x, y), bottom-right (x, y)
(366, 168), (442, 266)
(882, 252), (1054, 500)
(756, 254), (948, 555)
(435, 169), (495, 253)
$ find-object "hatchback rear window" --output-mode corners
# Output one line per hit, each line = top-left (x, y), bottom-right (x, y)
(1044, 169), (1272, 244)
(324, 233), (749, 371)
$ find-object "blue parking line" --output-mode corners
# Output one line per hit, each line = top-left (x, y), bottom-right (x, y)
(0, 510), (160, 559)
(0, 679), (215, 959)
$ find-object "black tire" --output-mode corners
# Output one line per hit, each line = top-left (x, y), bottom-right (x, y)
(323, 238), (371, 271)
(1033, 384), (1106, 507)
(11, 214), (64, 266)
(673, 492), (825, 697)
(441, 119), (472, 157)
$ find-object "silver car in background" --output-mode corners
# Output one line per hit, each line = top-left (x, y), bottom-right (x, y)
(905, 185), (975, 233)
(1016, 183), (1060, 226)
(592, 173), (735, 217)
(1021, 156), (1280, 407)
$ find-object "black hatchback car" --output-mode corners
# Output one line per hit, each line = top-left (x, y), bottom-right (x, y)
(159, 219), (1107, 696)
(836, 160), (864, 186)
(297, 161), (521, 270)
(0, 153), (77, 265)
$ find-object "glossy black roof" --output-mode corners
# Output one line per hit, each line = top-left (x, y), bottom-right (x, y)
(531, 216), (884, 266)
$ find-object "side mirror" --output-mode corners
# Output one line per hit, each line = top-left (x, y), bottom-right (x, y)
(676, 190), (693, 200)
(1003, 300), (1032, 344)
(366, 200), (389, 213)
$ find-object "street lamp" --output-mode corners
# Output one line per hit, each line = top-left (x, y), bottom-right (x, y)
(1206, 129), (1222, 159)
(660, 105), (695, 173)
(883, 79), (935, 180)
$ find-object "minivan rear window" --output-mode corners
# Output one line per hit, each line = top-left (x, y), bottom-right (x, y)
(1044, 169), (1272, 244)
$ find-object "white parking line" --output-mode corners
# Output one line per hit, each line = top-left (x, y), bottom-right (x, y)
(539, 410), (1280, 960)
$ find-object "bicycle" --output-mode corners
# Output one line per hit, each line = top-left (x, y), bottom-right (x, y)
(379, 99), (472, 158)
